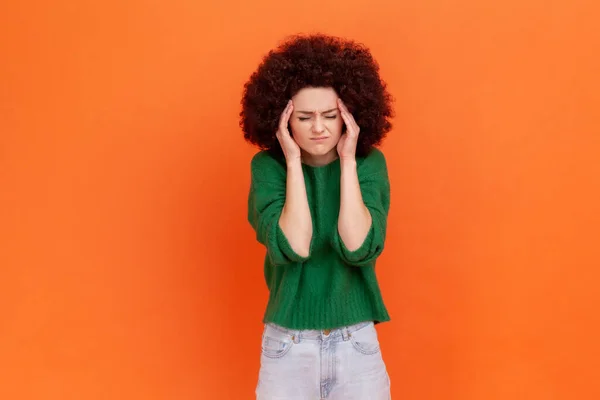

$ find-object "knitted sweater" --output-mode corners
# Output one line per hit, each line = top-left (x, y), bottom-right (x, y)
(248, 148), (391, 330)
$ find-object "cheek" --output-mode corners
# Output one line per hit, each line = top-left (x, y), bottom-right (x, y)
(289, 121), (310, 141)
(329, 119), (343, 135)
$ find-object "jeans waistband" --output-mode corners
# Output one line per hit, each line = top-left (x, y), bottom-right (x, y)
(266, 320), (373, 340)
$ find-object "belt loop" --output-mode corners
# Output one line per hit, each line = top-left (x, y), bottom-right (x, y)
(292, 329), (300, 344)
(342, 327), (350, 341)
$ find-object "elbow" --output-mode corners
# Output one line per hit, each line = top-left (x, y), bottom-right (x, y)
(290, 236), (312, 258)
(338, 209), (373, 252)
(295, 246), (311, 258)
(344, 244), (384, 267)
(343, 240), (363, 253)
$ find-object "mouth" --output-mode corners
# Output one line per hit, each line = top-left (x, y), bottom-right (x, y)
(311, 136), (328, 141)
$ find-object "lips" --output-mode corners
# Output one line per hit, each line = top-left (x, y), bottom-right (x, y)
(311, 136), (328, 141)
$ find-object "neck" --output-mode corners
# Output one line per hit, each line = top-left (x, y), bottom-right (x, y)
(301, 149), (339, 167)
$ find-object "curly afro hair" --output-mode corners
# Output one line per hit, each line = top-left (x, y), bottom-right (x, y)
(240, 34), (394, 158)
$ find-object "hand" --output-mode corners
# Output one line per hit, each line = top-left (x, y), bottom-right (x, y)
(336, 98), (360, 161)
(276, 100), (301, 163)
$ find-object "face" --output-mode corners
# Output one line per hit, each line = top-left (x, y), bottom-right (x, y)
(289, 87), (343, 166)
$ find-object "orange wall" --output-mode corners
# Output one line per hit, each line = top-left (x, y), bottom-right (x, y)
(2, 0), (599, 399)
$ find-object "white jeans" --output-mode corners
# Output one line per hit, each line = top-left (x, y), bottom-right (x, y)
(256, 321), (391, 400)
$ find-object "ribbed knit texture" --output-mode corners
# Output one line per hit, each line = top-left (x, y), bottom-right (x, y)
(248, 148), (391, 330)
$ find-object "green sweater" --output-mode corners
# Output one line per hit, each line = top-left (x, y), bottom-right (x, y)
(248, 148), (391, 330)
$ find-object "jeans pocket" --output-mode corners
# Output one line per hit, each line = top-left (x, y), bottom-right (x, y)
(350, 322), (381, 355)
(261, 324), (294, 359)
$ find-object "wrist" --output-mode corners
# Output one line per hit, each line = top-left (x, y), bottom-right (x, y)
(340, 157), (357, 169)
(286, 157), (303, 170)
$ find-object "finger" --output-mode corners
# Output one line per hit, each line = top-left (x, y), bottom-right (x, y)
(278, 102), (290, 126)
(276, 127), (292, 146)
(278, 100), (290, 123)
(349, 119), (360, 137)
(339, 110), (352, 130)
(338, 99), (353, 119)
(276, 133), (289, 152)
(339, 109), (352, 128)
(337, 99), (349, 117)
(345, 112), (359, 137)
(338, 99), (359, 133)
(339, 110), (359, 138)
(279, 101), (293, 132)
(340, 106), (358, 131)
(275, 131), (283, 145)
(284, 102), (294, 127)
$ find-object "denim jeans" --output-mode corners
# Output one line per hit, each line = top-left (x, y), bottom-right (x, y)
(256, 321), (391, 399)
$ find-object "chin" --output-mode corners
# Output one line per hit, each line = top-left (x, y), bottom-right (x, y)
(306, 147), (336, 157)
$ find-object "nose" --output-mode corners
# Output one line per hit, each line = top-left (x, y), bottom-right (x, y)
(312, 117), (325, 134)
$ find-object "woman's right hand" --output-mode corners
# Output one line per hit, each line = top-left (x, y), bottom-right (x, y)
(276, 100), (301, 163)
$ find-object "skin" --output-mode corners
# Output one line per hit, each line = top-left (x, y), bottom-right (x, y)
(276, 87), (372, 255)
(336, 98), (372, 251)
(288, 87), (343, 167)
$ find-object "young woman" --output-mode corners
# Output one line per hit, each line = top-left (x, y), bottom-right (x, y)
(241, 33), (394, 400)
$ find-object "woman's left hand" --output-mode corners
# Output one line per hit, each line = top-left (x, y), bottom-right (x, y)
(336, 98), (360, 161)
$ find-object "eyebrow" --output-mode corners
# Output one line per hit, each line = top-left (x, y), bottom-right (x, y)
(296, 108), (338, 115)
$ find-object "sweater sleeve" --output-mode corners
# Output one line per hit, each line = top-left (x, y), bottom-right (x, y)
(332, 149), (391, 267)
(247, 152), (310, 266)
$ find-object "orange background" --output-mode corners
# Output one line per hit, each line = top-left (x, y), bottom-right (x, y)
(2, 0), (599, 399)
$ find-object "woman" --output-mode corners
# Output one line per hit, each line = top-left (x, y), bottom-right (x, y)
(240, 33), (394, 400)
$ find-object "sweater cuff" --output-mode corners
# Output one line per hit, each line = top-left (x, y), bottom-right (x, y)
(334, 222), (375, 264)
(271, 222), (310, 264)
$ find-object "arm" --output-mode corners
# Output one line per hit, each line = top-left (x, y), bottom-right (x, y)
(248, 154), (313, 266)
(338, 158), (372, 251)
(248, 100), (313, 265)
(332, 99), (390, 266)
(333, 151), (391, 266)
(279, 159), (312, 257)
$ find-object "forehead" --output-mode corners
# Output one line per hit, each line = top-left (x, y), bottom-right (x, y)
(291, 87), (338, 111)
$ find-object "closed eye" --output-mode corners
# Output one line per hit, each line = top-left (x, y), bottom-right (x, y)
(299, 115), (337, 121)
